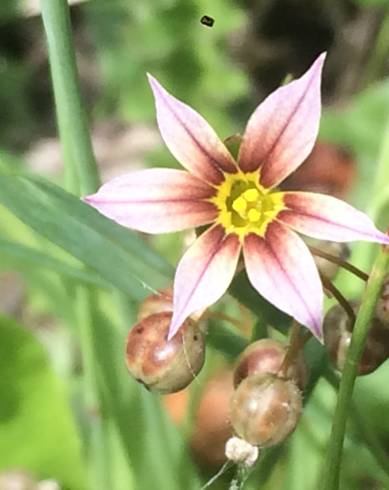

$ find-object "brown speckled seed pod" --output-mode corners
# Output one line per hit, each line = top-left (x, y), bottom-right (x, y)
(230, 373), (302, 447)
(323, 302), (389, 375)
(233, 338), (308, 390)
(137, 288), (173, 322)
(376, 275), (389, 326)
(126, 312), (205, 393)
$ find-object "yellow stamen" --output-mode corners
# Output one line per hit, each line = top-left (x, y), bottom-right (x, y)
(243, 188), (260, 202)
(232, 196), (247, 215)
(210, 170), (286, 239)
(247, 208), (261, 222)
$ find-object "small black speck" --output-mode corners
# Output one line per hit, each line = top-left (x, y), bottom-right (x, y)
(193, 335), (198, 341)
(201, 15), (215, 27)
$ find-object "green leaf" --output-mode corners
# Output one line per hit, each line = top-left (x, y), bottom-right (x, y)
(229, 270), (292, 331)
(91, 303), (200, 490)
(0, 237), (110, 289)
(0, 175), (173, 300)
(0, 315), (85, 489)
(206, 319), (248, 358)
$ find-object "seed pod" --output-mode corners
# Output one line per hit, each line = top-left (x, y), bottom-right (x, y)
(190, 371), (234, 467)
(281, 141), (356, 198)
(233, 338), (308, 390)
(137, 288), (205, 322)
(323, 302), (389, 375)
(313, 241), (350, 280)
(230, 373), (302, 447)
(137, 288), (173, 322)
(126, 312), (205, 393)
(376, 275), (389, 326)
(164, 370), (234, 468)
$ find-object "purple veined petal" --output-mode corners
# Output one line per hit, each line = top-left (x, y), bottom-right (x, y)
(243, 221), (323, 340)
(278, 191), (389, 244)
(238, 53), (326, 188)
(148, 74), (238, 185)
(84, 168), (218, 234)
(168, 225), (241, 339)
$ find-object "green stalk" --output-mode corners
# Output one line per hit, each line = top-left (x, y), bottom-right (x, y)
(39, 2), (112, 488)
(40, 0), (100, 195)
(320, 244), (389, 490)
(362, 7), (389, 90)
(344, 115), (389, 292)
(75, 287), (110, 490)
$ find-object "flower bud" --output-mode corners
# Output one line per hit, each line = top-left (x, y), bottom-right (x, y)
(376, 274), (389, 326)
(233, 338), (308, 390)
(323, 302), (389, 375)
(313, 241), (350, 280)
(230, 373), (302, 447)
(137, 288), (173, 322)
(125, 312), (205, 393)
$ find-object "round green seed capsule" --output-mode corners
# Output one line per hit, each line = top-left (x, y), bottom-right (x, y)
(126, 312), (205, 393)
(230, 373), (302, 447)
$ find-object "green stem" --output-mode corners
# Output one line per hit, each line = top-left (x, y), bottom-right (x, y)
(40, 0), (100, 195)
(344, 116), (389, 294)
(320, 244), (389, 490)
(39, 2), (111, 488)
(76, 287), (109, 490)
(368, 113), (389, 225)
(362, 7), (389, 90)
(324, 369), (389, 484)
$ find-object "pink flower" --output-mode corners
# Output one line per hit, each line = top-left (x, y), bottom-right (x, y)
(85, 53), (389, 341)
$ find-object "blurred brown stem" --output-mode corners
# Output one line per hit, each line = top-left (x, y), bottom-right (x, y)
(320, 273), (356, 327)
(310, 245), (369, 281)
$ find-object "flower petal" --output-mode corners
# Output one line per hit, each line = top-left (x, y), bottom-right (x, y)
(169, 225), (241, 339)
(243, 221), (323, 339)
(148, 74), (238, 184)
(278, 192), (389, 244)
(238, 53), (325, 187)
(84, 168), (217, 234)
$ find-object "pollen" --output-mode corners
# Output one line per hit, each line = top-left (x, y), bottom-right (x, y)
(211, 171), (285, 238)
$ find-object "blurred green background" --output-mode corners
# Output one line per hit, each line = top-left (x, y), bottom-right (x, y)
(1, 0), (389, 489)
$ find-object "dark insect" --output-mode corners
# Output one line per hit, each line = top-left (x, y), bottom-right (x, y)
(200, 15), (215, 27)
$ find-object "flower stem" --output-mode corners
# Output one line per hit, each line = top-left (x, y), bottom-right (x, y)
(40, 0), (100, 195)
(319, 273), (356, 326)
(279, 321), (301, 375)
(320, 242), (389, 490)
(309, 245), (368, 282)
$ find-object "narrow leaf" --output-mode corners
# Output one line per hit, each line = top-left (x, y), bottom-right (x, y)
(0, 175), (173, 300)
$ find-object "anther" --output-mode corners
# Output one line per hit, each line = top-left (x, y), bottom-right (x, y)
(243, 188), (260, 202)
(232, 197), (247, 215)
(247, 209), (260, 222)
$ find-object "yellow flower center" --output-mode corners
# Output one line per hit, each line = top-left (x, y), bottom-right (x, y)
(211, 171), (285, 239)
